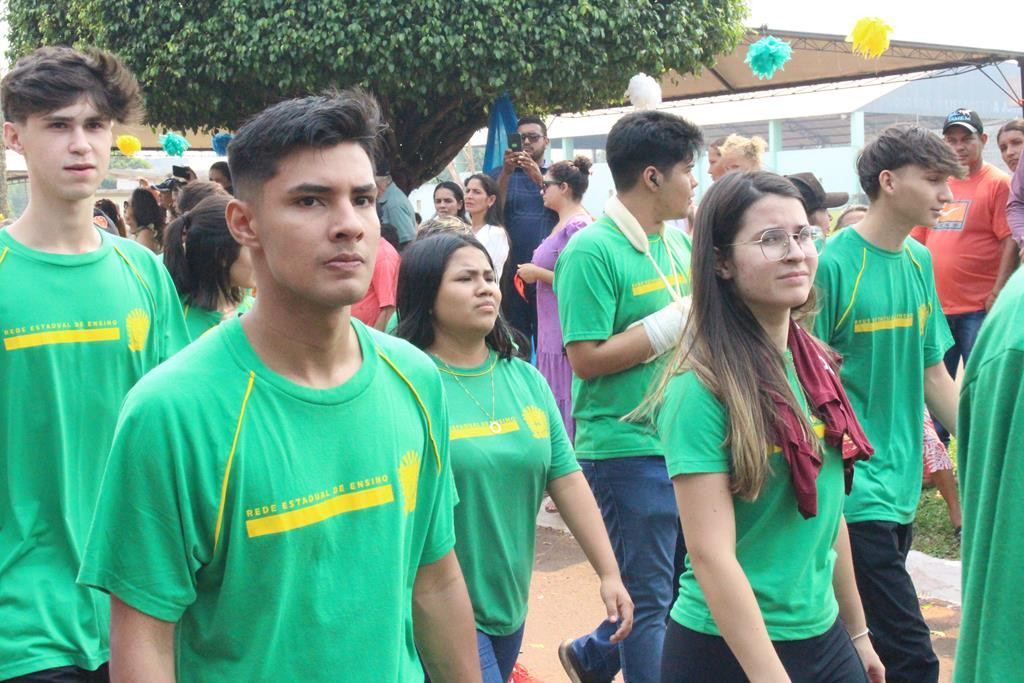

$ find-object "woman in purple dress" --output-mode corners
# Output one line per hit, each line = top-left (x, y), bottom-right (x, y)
(517, 156), (592, 441)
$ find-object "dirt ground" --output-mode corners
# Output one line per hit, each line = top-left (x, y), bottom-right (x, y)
(516, 526), (959, 682)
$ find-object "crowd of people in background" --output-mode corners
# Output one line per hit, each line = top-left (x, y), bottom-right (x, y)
(1, 43), (1023, 683)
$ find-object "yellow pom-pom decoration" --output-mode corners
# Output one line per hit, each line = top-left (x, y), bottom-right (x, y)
(847, 17), (893, 59)
(116, 135), (142, 157)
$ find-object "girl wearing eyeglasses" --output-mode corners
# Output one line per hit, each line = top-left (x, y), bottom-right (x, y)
(643, 171), (884, 682)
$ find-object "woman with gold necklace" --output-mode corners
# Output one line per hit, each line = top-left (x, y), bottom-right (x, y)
(396, 232), (633, 683)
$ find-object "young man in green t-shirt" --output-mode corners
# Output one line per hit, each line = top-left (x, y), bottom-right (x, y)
(554, 110), (699, 683)
(813, 126), (962, 683)
(78, 90), (480, 681)
(955, 267), (1024, 683)
(0, 47), (189, 681)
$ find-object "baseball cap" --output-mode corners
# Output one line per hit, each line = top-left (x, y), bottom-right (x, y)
(153, 177), (183, 192)
(943, 108), (984, 135)
(785, 173), (849, 213)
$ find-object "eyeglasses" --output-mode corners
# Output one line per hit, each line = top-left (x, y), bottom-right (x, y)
(541, 180), (562, 191)
(728, 226), (824, 261)
(520, 133), (544, 143)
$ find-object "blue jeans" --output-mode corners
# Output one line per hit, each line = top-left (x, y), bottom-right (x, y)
(570, 457), (685, 683)
(935, 310), (986, 441)
(424, 625), (524, 683)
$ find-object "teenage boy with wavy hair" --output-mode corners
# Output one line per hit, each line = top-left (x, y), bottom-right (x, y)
(78, 90), (480, 681)
(0, 46), (189, 681)
(814, 126), (962, 683)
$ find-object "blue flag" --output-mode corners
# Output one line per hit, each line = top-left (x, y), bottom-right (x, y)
(483, 93), (519, 173)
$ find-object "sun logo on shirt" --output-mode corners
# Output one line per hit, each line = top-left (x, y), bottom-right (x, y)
(522, 406), (549, 439)
(126, 308), (150, 351)
(398, 450), (421, 514)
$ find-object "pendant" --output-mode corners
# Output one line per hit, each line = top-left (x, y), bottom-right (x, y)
(489, 420), (502, 434)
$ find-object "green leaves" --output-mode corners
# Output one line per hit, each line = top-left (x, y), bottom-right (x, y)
(7, 0), (745, 189)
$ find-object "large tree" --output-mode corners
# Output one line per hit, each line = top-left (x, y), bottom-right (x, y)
(7, 0), (746, 191)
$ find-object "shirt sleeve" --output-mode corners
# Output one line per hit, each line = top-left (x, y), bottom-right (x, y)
(554, 239), (619, 343)
(536, 370), (579, 482)
(78, 389), (205, 622)
(922, 255), (955, 367)
(417, 370), (457, 566)
(659, 372), (731, 477)
(812, 253), (840, 345)
(155, 263), (190, 360)
(374, 247), (400, 309)
(991, 175), (1012, 241)
(1008, 162), (1024, 247)
(492, 228), (511, 281)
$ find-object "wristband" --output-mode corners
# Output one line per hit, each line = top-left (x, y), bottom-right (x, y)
(850, 628), (870, 642)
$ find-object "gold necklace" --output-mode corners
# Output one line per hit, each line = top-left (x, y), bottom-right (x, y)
(435, 354), (502, 434)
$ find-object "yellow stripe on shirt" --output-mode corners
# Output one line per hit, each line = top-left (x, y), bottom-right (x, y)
(853, 314), (913, 333)
(450, 417), (520, 440)
(4, 327), (120, 351)
(631, 272), (689, 297)
(245, 484), (395, 538)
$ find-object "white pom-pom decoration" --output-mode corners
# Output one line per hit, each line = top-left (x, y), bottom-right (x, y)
(625, 73), (662, 110)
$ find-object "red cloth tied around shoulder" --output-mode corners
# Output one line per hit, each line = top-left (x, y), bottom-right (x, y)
(770, 319), (873, 519)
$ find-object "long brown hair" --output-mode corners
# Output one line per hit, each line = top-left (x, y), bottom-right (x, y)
(642, 171), (819, 500)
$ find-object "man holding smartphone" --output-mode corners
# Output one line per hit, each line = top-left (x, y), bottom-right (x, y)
(491, 116), (557, 343)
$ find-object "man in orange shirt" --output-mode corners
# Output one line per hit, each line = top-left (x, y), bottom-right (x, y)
(911, 108), (1017, 438)
(352, 229), (400, 330)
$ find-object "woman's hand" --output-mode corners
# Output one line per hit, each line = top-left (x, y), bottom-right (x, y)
(598, 574), (634, 643)
(517, 263), (542, 284)
(853, 636), (885, 683)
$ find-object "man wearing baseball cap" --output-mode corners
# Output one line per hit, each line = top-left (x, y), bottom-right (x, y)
(911, 108), (1016, 442)
(786, 172), (849, 233)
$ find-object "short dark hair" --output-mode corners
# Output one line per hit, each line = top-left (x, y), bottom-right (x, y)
(606, 111), (703, 191)
(176, 180), (227, 215)
(395, 233), (517, 360)
(228, 89), (385, 201)
(163, 194), (244, 310)
(517, 115), (547, 137)
(857, 126), (965, 200)
(548, 156), (593, 201)
(130, 188), (166, 242)
(465, 173), (504, 226)
(1, 46), (141, 123)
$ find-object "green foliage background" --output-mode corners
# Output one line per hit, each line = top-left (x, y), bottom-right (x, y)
(7, 0), (746, 190)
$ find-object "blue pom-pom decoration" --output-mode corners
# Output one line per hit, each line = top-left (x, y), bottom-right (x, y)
(212, 132), (233, 157)
(159, 132), (190, 157)
(745, 35), (793, 81)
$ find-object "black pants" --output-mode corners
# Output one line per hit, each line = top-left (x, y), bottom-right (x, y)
(660, 618), (868, 682)
(848, 520), (939, 683)
(4, 664), (109, 683)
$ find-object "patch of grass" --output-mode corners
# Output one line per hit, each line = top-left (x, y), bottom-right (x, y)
(912, 489), (960, 560)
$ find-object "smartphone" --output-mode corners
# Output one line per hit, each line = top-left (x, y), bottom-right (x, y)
(507, 133), (523, 152)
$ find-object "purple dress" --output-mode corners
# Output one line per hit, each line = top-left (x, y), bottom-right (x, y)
(532, 213), (590, 442)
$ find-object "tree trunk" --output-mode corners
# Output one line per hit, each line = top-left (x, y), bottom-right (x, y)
(381, 95), (491, 194)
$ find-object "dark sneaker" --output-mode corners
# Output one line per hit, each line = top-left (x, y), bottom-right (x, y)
(558, 638), (586, 683)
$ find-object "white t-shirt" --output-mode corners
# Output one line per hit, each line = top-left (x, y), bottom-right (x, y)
(474, 224), (511, 281)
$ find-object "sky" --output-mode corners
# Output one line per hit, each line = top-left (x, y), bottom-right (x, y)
(745, 0), (1020, 53)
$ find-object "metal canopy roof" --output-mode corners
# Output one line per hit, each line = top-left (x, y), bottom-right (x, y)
(659, 28), (1024, 102)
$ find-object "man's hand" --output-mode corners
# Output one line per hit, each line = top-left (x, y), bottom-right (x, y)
(518, 154), (544, 186)
(985, 290), (999, 312)
(502, 148), (518, 175)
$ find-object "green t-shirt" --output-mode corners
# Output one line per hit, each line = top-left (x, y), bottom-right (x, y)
(659, 353), (842, 640)
(79, 317), (456, 681)
(954, 268), (1024, 682)
(436, 351), (579, 635)
(554, 216), (692, 459)
(813, 228), (952, 524)
(181, 293), (255, 342)
(0, 228), (188, 679)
